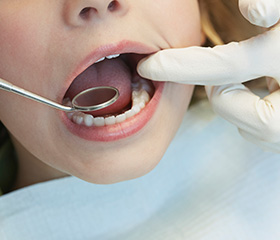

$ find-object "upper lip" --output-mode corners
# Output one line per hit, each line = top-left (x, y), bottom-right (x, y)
(62, 40), (157, 101)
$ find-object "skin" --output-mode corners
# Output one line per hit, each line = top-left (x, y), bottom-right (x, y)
(0, 0), (203, 188)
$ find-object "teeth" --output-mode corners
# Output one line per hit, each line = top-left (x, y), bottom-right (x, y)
(105, 116), (116, 125)
(132, 105), (141, 114)
(106, 54), (120, 59)
(94, 117), (105, 127)
(84, 114), (94, 127)
(95, 57), (105, 63)
(65, 74), (153, 127)
(95, 54), (120, 64)
(125, 109), (135, 119)
(116, 113), (126, 123)
(72, 112), (84, 125)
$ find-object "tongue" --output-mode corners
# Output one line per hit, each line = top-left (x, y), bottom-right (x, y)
(65, 58), (132, 116)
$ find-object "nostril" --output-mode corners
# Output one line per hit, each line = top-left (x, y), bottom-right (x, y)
(79, 7), (97, 20)
(108, 1), (119, 12)
(80, 7), (90, 15)
(79, 1), (120, 20)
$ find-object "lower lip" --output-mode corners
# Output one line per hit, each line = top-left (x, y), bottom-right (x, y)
(61, 82), (165, 142)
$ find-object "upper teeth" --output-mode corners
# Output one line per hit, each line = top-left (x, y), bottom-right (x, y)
(106, 54), (120, 59)
(95, 54), (120, 63)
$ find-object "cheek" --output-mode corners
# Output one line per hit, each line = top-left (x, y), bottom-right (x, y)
(0, 5), (56, 88)
(154, 83), (194, 147)
(166, 84), (194, 120)
(157, 0), (202, 47)
(0, 13), (37, 74)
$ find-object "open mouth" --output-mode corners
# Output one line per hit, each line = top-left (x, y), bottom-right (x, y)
(63, 53), (155, 127)
(61, 42), (164, 141)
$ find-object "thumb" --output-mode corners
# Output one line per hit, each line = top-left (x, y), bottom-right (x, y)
(239, 129), (280, 153)
(206, 84), (280, 143)
(239, 0), (280, 28)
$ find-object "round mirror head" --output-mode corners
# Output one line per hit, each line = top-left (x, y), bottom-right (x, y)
(72, 86), (119, 111)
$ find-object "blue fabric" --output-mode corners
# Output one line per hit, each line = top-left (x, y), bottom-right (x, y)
(1, 101), (280, 240)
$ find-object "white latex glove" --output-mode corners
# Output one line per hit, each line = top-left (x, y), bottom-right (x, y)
(137, 0), (280, 153)
(239, 0), (280, 27)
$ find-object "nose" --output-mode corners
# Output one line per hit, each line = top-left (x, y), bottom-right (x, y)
(64, 0), (128, 26)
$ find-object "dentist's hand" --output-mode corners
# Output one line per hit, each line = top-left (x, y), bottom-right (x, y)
(137, 0), (280, 153)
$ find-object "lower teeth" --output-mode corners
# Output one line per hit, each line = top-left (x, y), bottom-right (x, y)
(64, 78), (153, 127)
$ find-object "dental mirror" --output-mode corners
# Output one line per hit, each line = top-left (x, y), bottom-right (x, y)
(0, 77), (119, 112)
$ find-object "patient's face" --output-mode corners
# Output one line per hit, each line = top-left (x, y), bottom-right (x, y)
(0, 0), (202, 184)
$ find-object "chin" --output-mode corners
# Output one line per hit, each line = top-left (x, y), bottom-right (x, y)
(57, 82), (194, 185)
(70, 150), (167, 185)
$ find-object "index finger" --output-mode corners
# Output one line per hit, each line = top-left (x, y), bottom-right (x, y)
(137, 27), (279, 86)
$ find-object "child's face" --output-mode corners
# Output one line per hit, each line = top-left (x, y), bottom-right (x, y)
(0, 0), (202, 184)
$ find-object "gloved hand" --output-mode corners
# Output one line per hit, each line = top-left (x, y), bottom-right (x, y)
(137, 0), (280, 153)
